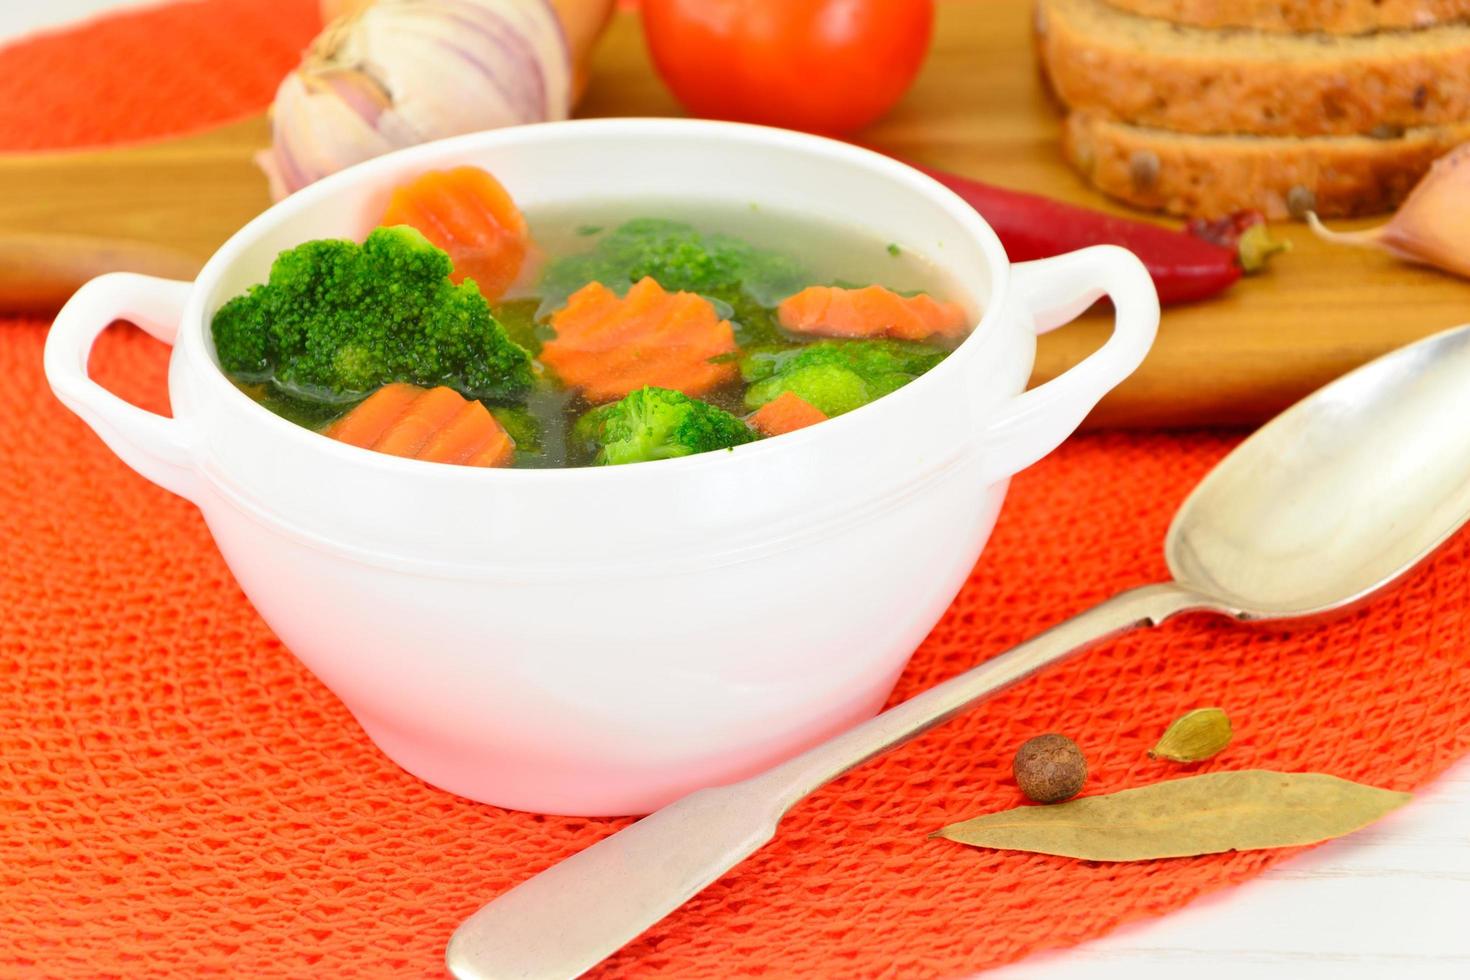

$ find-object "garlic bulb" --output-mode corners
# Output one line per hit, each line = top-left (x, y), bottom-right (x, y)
(1306, 141), (1470, 279)
(260, 0), (572, 200)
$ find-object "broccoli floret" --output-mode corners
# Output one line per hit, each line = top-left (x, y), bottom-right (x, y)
(748, 364), (873, 416)
(212, 225), (533, 403)
(741, 339), (949, 416)
(538, 219), (806, 346)
(571, 401), (617, 459)
(740, 338), (949, 384)
(575, 386), (755, 466)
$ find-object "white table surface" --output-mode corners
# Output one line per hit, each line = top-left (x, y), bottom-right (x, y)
(0, 0), (162, 42)
(990, 756), (1470, 980)
(6, 4), (1469, 978)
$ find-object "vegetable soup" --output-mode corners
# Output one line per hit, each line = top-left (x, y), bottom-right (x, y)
(213, 166), (977, 468)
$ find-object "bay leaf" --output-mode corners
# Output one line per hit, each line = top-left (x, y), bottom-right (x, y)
(932, 770), (1410, 861)
(1150, 706), (1232, 763)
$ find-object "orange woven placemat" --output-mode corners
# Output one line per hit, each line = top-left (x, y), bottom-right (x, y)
(4, 3), (1470, 977)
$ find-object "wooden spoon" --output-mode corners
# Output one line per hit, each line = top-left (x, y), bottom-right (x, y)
(0, 233), (202, 316)
(0, 115), (270, 311)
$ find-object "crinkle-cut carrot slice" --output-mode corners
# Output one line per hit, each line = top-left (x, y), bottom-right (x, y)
(381, 166), (530, 300)
(464, 426), (516, 468)
(369, 386), (467, 458)
(540, 277), (740, 403)
(323, 382), (423, 449)
(777, 284), (970, 342)
(419, 400), (514, 466)
(324, 383), (516, 468)
(749, 391), (828, 437)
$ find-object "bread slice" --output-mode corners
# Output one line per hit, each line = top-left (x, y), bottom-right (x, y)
(1037, 0), (1470, 137)
(1102, 0), (1470, 34)
(1062, 112), (1470, 218)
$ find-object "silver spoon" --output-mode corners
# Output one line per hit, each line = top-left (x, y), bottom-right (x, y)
(448, 323), (1470, 980)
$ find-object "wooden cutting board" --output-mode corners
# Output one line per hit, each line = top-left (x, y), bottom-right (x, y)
(5, 1), (1468, 428)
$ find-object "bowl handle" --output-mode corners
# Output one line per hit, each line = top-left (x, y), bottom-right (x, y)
(975, 245), (1159, 484)
(44, 273), (202, 504)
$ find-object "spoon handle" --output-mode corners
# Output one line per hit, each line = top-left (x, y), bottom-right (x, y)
(748, 581), (1205, 810)
(447, 582), (1205, 980)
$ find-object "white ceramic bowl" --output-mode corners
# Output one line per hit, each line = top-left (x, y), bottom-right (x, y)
(45, 119), (1158, 816)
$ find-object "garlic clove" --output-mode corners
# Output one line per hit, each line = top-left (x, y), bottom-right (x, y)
(312, 69), (393, 129)
(264, 69), (397, 196)
(1307, 141), (1470, 279)
(357, 5), (559, 145)
(389, 0), (572, 121)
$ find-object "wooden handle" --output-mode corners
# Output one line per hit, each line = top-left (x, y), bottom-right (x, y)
(0, 233), (200, 315)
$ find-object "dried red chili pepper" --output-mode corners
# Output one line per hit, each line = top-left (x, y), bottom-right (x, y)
(907, 163), (1280, 306)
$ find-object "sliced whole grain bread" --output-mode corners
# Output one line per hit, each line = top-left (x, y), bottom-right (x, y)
(1062, 111), (1470, 218)
(1103, 0), (1470, 34)
(1037, 0), (1470, 137)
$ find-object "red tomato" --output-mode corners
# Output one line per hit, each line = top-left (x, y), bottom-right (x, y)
(640, 0), (935, 135)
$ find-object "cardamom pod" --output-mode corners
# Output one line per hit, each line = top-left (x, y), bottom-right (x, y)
(1149, 707), (1232, 763)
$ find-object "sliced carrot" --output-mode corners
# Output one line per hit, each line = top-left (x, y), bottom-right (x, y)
(420, 401), (507, 466)
(540, 277), (740, 403)
(465, 426), (516, 468)
(371, 386), (468, 458)
(749, 391), (828, 437)
(381, 166), (530, 300)
(324, 382), (423, 449)
(325, 383), (515, 468)
(777, 284), (969, 342)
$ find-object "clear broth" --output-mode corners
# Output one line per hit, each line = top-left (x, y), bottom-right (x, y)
(246, 200), (974, 469)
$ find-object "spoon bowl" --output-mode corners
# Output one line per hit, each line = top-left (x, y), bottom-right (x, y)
(1167, 323), (1470, 618)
